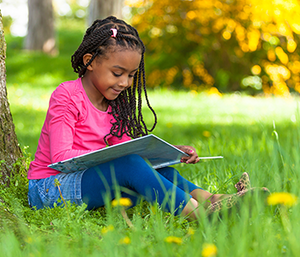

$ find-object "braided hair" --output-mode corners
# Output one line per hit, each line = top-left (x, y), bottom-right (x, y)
(71, 16), (157, 144)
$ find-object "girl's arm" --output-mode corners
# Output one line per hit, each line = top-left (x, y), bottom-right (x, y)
(174, 145), (200, 164)
(47, 86), (92, 163)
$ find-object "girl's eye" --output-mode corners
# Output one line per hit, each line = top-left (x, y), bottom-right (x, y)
(113, 72), (122, 77)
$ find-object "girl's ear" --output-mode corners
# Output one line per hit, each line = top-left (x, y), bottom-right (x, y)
(83, 53), (94, 71)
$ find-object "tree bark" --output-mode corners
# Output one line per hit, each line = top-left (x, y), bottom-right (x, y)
(88, 0), (124, 25)
(0, 11), (24, 186)
(25, 0), (56, 54)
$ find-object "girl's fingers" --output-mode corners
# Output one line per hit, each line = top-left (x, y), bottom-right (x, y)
(176, 145), (199, 164)
(181, 154), (199, 164)
(186, 157), (199, 164)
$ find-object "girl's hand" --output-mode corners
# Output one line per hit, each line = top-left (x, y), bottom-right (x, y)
(174, 145), (200, 164)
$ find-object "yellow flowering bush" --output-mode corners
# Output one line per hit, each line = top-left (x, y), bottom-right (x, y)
(126, 0), (300, 95)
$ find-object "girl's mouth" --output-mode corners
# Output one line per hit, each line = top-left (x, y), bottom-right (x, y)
(111, 88), (122, 94)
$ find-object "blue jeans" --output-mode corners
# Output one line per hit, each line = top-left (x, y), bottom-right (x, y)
(28, 154), (201, 215)
(28, 170), (85, 210)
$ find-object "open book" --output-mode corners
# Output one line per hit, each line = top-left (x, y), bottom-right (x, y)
(48, 134), (223, 173)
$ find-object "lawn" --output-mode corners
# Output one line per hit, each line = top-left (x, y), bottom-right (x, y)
(1, 21), (300, 256)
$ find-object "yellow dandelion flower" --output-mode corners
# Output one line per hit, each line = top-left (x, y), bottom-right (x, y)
(202, 131), (211, 138)
(187, 227), (195, 236)
(112, 197), (133, 208)
(202, 243), (217, 257)
(119, 236), (131, 245)
(25, 237), (33, 244)
(101, 224), (114, 234)
(166, 122), (173, 128)
(267, 192), (297, 207)
(164, 236), (183, 245)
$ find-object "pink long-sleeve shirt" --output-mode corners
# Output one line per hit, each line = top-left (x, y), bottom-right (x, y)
(28, 78), (131, 179)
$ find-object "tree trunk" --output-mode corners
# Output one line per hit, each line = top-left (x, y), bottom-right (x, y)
(88, 0), (124, 25)
(25, 0), (56, 54)
(0, 11), (24, 186)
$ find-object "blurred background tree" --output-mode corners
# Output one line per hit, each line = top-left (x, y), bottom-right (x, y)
(25, 0), (56, 54)
(88, 0), (124, 25)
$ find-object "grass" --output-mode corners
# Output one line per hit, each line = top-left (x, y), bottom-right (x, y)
(2, 20), (300, 256)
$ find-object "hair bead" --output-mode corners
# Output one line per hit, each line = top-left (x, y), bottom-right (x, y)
(110, 28), (117, 38)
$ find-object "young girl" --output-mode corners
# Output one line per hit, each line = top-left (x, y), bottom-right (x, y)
(27, 16), (262, 219)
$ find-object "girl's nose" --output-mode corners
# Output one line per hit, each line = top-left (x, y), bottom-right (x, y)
(119, 77), (129, 88)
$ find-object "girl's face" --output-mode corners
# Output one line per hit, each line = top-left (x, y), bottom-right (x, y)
(83, 48), (141, 104)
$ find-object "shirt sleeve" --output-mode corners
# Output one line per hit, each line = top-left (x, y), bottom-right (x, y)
(47, 86), (91, 163)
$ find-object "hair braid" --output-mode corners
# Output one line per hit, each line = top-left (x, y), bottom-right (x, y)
(71, 16), (157, 144)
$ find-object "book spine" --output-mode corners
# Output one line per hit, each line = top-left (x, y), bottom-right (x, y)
(152, 160), (181, 170)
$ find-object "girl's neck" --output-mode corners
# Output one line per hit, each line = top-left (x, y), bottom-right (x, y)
(81, 76), (108, 112)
